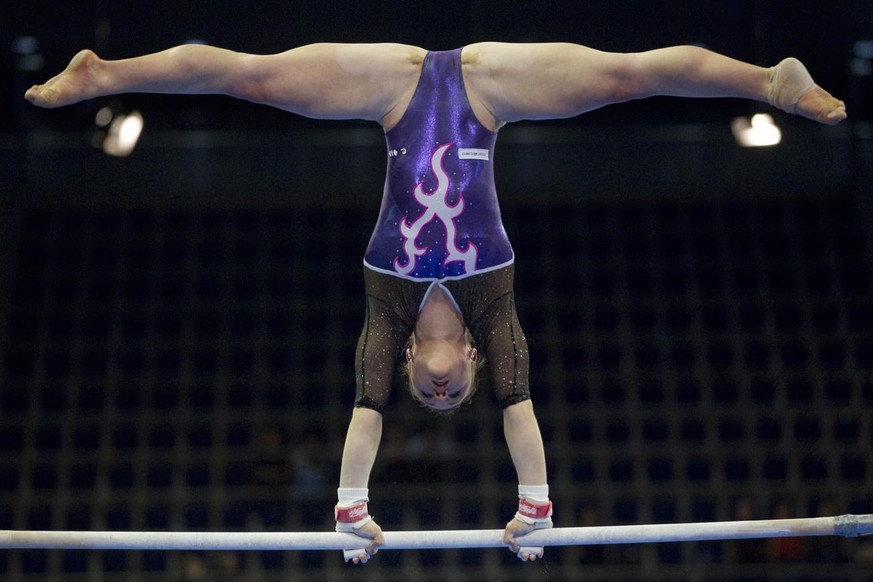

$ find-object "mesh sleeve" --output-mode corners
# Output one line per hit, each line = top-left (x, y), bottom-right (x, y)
(354, 270), (417, 413)
(447, 265), (531, 408)
(468, 290), (531, 408)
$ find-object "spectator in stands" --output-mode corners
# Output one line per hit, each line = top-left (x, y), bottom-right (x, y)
(766, 497), (806, 562)
(806, 496), (848, 563)
(575, 499), (606, 565)
(251, 425), (291, 487)
(174, 552), (208, 582)
(27, 40), (846, 564)
(291, 429), (328, 498)
(730, 495), (767, 564)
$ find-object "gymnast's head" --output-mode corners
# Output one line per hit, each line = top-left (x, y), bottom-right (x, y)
(404, 329), (480, 414)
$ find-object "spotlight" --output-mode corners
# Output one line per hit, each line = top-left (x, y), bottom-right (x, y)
(94, 106), (144, 157)
(731, 113), (781, 147)
(11, 36), (45, 72)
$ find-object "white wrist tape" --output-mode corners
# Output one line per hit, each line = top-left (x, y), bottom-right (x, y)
(518, 484), (549, 503)
(337, 487), (369, 505)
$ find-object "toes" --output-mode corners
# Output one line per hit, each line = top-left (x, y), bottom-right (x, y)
(796, 87), (847, 125)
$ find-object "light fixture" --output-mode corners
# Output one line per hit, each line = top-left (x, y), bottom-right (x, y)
(12, 36), (45, 72)
(731, 113), (781, 147)
(94, 106), (144, 157)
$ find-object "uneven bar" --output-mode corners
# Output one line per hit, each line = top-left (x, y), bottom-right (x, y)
(1, 515), (870, 552)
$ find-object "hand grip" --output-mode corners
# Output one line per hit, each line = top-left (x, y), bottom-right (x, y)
(343, 548), (369, 563)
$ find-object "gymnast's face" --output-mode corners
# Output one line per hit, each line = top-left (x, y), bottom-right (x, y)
(406, 340), (478, 411)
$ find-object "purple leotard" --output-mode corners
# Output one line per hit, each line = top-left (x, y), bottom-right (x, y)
(364, 48), (514, 280)
(355, 49), (530, 412)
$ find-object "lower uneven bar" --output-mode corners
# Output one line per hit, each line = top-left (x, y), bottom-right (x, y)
(1, 515), (870, 551)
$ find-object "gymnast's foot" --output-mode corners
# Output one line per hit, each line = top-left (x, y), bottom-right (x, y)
(795, 85), (847, 125)
(25, 49), (103, 108)
(768, 57), (846, 125)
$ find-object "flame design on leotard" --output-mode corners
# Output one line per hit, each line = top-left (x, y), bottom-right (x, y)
(393, 143), (478, 276)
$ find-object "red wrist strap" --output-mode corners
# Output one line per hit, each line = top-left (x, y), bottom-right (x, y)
(335, 502), (369, 523)
(518, 498), (552, 520)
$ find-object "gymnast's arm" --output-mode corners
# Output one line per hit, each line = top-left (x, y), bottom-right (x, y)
(339, 408), (383, 489)
(339, 407), (382, 487)
(501, 399), (550, 560)
(336, 407), (385, 563)
(503, 400), (547, 489)
(24, 43), (424, 125)
(463, 42), (846, 127)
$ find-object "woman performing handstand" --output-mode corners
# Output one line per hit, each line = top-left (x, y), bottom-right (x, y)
(26, 40), (846, 564)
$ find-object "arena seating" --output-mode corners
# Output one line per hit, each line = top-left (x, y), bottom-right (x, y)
(1, 194), (871, 580)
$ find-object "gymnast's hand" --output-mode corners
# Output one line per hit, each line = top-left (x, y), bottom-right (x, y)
(340, 519), (384, 565)
(503, 492), (554, 562)
(503, 517), (545, 562)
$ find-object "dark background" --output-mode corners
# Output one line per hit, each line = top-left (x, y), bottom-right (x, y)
(1, 2), (872, 581)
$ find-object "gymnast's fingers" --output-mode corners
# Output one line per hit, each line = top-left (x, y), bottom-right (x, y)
(343, 548), (368, 563)
(517, 546), (544, 561)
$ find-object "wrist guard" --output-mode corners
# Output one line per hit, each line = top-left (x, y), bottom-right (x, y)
(514, 497), (553, 529)
(335, 502), (373, 532)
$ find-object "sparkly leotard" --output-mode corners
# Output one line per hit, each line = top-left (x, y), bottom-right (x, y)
(355, 48), (530, 412)
(364, 48), (513, 280)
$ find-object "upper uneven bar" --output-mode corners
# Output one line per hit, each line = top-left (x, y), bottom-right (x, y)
(1, 515), (870, 551)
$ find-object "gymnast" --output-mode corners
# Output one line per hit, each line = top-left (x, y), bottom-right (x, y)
(26, 40), (846, 564)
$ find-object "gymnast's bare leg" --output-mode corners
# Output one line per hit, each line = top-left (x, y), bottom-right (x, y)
(25, 44), (846, 128)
